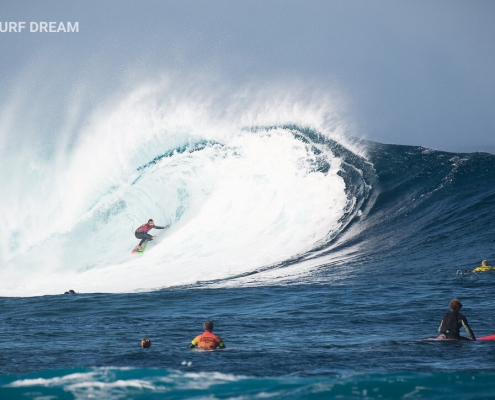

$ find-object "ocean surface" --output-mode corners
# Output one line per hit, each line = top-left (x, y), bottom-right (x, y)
(1, 121), (495, 398)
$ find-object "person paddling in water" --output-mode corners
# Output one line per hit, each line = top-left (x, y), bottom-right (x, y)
(473, 260), (495, 272)
(135, 219), (167, 251)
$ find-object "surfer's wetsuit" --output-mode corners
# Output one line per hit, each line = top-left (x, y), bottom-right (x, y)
(135, 223), (166, 246)
(438, 311), (476, 340)
(189, 331), (225, 350)
(473, 265), (495, 272)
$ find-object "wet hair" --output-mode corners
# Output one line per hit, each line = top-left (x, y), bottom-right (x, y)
(482, 260), (488, 266)
(64, 289), (76, 294)
(148, 219), (154, 223)
(141, 338), (151, 348)
(449, 299), (463, 312)
(204, 320), (214, 332)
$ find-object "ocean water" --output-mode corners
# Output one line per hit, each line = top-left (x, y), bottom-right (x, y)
(1, 86), (495, 398)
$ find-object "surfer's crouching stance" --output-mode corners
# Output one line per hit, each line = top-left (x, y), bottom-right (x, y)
(135, 219), (167, 251)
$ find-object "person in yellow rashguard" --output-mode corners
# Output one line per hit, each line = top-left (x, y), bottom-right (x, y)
(188, 320), (226, 350)
(473, 260), (495, 272)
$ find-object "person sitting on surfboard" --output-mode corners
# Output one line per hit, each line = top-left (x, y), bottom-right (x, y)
(438, 299), (476, 340)
(135, 219), (167, 251)
(188, 320), (226, 350)
(473, 260), (495, 272)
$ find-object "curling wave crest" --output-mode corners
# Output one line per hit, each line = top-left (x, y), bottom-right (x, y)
(0, 80), (368, 296)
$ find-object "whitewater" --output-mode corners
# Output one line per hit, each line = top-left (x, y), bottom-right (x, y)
(0, 79), (366, 296)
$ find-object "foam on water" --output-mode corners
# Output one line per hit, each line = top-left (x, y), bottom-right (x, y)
(3, 368), (495, 400)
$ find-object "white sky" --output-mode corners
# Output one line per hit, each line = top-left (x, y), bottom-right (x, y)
(1, 0), (494, 152)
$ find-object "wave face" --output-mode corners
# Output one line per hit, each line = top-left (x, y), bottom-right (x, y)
(348, 143), (495, 268)
(216, 141), (495, 289)
(1, 79), (494, 297)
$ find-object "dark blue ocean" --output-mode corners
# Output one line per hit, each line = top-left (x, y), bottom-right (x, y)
(1, 127), (495, 399)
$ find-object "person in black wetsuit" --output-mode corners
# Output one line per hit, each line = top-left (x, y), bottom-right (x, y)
(438, 298), (476, 340)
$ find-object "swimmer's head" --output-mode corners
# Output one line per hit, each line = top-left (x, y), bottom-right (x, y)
(141, 338), (151, 348)
(204, 320), (214, 332)
(482, 260), (488, 266)
(449, 298), (462, 312)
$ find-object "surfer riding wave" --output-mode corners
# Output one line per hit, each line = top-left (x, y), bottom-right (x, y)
(134, 219), (167, 251)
